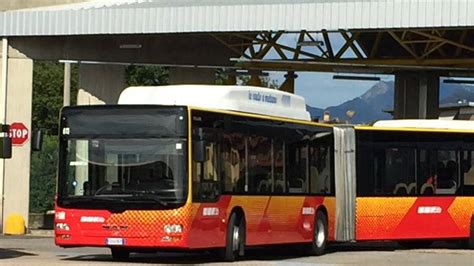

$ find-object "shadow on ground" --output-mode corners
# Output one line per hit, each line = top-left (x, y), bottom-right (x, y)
(0, 248), (36, 260)
(62, 241), (465, 264)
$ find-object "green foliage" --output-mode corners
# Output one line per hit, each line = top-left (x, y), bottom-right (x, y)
(238, 75), (280, 89)
(216, 69), (280, 88)
(126, 65), (169, 86)
(29, 135), (57, 213)
(32, 61), (78, 133)
(30, 61), (78, 213)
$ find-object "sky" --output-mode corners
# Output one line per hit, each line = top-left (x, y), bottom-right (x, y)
(270, 71), (393, 109)
(263, 33), (394, 109)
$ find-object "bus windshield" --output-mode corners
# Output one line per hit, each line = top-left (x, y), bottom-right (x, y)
(57, 106), (188, 210)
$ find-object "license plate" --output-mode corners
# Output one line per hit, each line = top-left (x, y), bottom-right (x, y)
(106, 238), (125, 246)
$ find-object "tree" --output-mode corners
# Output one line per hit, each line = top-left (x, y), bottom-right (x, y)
(126, 65), (169, 86)
(30, 61), (79, 213)
(32, 61), (78, 133)
(29, 135), (57, 213)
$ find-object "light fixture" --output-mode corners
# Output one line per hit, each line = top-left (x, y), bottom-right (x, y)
(119, 44), (142, 49)
(297, 40), (324, 47)
(333, 75), (380, 81)
(443, 79), (474, 84)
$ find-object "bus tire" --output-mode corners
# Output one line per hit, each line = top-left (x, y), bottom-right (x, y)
(307, 211), (328, 256)
(468, 217), (474, 249)
(111, 248), (130, 261)
(223, 212), (245, 261)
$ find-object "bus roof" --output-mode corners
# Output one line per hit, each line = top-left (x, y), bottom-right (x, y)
(361, 119), (474, 132)
(118, 85), (311, 121)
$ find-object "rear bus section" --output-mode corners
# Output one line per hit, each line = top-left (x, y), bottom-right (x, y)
(354, 127), (474, 244)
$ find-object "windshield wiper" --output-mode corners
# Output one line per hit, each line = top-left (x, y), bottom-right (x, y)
(61, 196), (122, 205)
(126, 191), (170, 206)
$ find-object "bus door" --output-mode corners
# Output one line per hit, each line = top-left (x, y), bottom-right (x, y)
(190, 128), (226, 248)
(333, 126), (356, 242)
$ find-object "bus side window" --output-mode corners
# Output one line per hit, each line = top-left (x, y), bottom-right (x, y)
(287, 143), (308, 194)
(248, 136), (272, 194)
(273, 140), (285, 193)
(462, 150), (474, 195)
(310, 138), (331, 194)
(376, 147), (416, 195)
(220, 133), (246, 194)
(193, 141), (220, 201)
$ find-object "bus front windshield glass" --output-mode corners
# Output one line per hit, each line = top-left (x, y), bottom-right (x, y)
(58, 106), (188, 209)
(64, 138), (186, 204)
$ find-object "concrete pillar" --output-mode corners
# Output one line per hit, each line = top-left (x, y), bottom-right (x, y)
(63, 63), (71, 107)
(169, 68), (215, 85)
(77, 64), (126, 105)
(394, 72), (439, 119)
(0, 40), (33, 232)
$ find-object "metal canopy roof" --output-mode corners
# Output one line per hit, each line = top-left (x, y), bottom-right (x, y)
(2, 0), (474, 37)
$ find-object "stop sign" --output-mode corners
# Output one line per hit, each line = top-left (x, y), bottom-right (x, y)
(9, 122), (29, 146)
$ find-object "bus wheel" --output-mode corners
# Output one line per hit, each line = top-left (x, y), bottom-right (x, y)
(223, 212), (245, 261)
(307, 211), (328, 256)
(111, 248), (130, 261)
(468, 218), (474, 249)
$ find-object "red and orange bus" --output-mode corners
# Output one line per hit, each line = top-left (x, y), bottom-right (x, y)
(54, 85), (474, 261)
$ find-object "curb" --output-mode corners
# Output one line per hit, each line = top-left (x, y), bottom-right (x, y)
(28, 229), (54, 237)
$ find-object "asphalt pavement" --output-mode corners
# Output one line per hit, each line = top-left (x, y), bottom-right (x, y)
(0, 235), (473, 265)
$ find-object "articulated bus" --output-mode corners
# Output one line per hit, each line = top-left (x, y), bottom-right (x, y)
(54, 85), (474, 261)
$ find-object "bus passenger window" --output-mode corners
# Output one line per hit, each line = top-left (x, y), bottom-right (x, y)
(310, 144), (331, 194)
(462, 151), (474, 195)
(436, 150), (458, 194)
(419, 149), (459, 195)
(288, 143), (308, 193)
(273, 141), (285, 193)
(248, 136), (272, 194)
(375, 147), (416, 195)
(193, 141), (220, 201)
(220, 133), (246, 193)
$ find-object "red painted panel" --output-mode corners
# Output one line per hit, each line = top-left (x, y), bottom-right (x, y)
(356, 197), (474, 241)
(55, 195), (336, 249)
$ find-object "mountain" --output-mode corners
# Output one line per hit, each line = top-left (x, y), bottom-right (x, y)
(306, 105), (324, 120)
(439, 83), (474, 104)
(307, 81), (474, 124)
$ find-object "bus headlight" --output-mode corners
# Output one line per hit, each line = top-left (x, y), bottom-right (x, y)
(164, 224), (182, 234)
(56, 223), (70, 231)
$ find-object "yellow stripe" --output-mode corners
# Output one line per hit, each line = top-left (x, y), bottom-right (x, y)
(187, 107), (193, 205)
(189, 106), (333, 128)
(355, 125), (474, 134)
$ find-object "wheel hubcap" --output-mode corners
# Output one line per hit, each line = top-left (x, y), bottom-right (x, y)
(232, 225), (240, 251)
(316, 220), (325, 247)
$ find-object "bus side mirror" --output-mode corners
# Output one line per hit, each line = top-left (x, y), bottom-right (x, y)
(193, 140), (207, 162)
(0, 124), (12, 159)
(32, 129), (43, 152)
